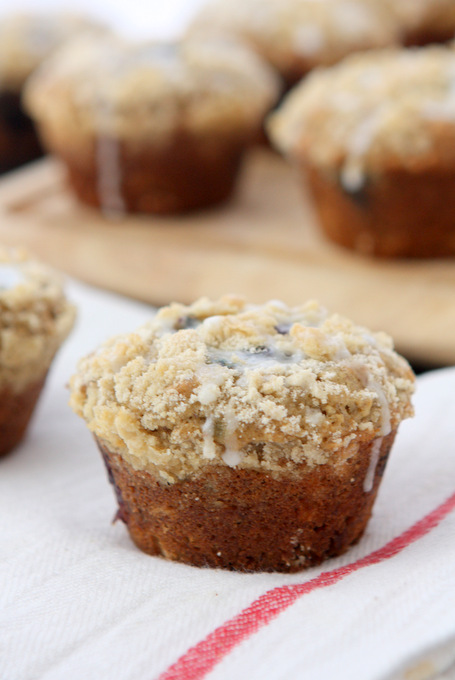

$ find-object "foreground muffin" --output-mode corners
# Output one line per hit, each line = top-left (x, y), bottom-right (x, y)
(269, 46), (455, 258)
(0, 249), (75, 456)
(189, 0), (399, 88)
(70, 296), (414, 572)
(24, 34), (279, 215)
(386, 0), (455, 46)
(0, 11), (101, 173)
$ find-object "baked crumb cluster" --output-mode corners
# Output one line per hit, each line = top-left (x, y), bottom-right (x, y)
(70, 296), (414, 483)
(269, 46), (455, 192)
(25, 33), (279, 146)
(0, 248), (76, 390)
(190, 0), (399, 73)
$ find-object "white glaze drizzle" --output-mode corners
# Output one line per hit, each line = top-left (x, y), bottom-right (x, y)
(221, 407), (244, 467)
(363, 436), (383, 493)
(350, 360), (392, 437)
(341, 107), (387, 192)
(368, 379), (391, 436)
(96, 133), (126, 218)
(202, 415), (216, 459)
(0, 265), (23, 290)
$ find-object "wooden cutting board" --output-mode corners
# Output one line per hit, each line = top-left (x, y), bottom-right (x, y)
(0, 149), (454, 366)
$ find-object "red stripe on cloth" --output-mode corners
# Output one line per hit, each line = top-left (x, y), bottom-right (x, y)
(158, 490), (455, 680)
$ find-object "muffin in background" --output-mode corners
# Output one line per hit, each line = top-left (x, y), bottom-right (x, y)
(269, 46), (455, 258)
(0, 248), (75, 457)
(386, 0), (455, 47)
(0, 12), (102, 173)
(24, 34), (279, 216)
(188, 0), (400, 88)
(70, 296), (414, 572)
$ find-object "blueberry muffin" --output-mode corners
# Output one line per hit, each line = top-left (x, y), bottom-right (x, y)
(189, 0), (400, 88)
(0, 248), (75, 456)
(70, 296), (414, 572)
(269, 46), (455, 258)
(24, 34), (279, 215)
(0, 11), (101, 173)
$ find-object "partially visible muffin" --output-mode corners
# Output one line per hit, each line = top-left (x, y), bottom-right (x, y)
(0, 12), (102, 173)
(24, 34), (279, 216)
(189, 0), (400, 88)
(269, 46), (455, 258)
(70, 296), (414, 572)
(0, 248), (75, 456)
(386, 0), (455, 47)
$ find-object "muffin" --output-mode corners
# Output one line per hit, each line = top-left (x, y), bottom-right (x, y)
(386, 0), (455, 47)
(188, 0), (400, 88)
(0, 11), (102, 173)
(24, 34), (279, 216)
(69, 296), (414, 573)
(269, 46), (455, 258)
(0, 248), (75, 457)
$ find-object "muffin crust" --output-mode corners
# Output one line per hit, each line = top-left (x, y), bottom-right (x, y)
(0, 248), (75, 391)
(70, 297), (414, 484)
(269, 47), (455, 190)
(25, 34), (279, 149)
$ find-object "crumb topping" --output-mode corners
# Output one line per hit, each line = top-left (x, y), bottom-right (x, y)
(268, 46), (455, 188)
(24, 33), (279, 146)
(189, 0), (399, 76)
(70, 296), (414, 483)
(0, 12), (102, 91)
(0, 248), (76, 390)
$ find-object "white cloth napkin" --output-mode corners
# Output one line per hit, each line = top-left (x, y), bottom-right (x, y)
(1, 280), (455, 680)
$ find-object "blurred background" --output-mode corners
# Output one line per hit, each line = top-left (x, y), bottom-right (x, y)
(0, 0), (454, 374)
(0, 0), (203, 38)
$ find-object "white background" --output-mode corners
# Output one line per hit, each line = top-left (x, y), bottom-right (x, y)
(0, 0), (206, 39)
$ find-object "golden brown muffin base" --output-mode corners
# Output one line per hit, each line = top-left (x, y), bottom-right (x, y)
(0, 91), (43, 173)
(0, 375), (47, 457)
(304, 162), (455, 258)
(97, 431), (396, 572)
(46, 129), (252, 215)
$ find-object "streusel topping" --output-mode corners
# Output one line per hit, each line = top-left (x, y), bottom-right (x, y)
(24, 33), (279, 145)
(189, 0), (399, 75)
(268, 47), (455, 192)
(0, 248), (76, 390)
(70, 296), (414, 483)
(0, 12), (101, 91)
